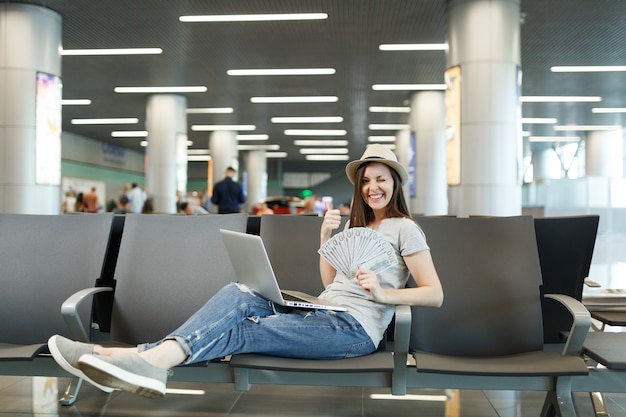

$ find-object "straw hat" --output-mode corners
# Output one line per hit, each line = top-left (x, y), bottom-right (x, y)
(345, 144), (408, 185)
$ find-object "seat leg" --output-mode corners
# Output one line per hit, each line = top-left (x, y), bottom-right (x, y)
(59, 378), (83, 406)
(590, 391), (610, 417)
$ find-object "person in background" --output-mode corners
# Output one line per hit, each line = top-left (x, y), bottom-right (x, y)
(127, 183), (146, 213)
(112, 195), (130, 214)
(83, 187), (100, 213)
(60, 191), (77, 214)
(141, 198), (154, 214)
(47, 144), (443, 399)
(211, 167), (246, 214)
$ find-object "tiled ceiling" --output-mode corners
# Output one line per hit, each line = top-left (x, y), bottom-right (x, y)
(16, 0), (626, 174)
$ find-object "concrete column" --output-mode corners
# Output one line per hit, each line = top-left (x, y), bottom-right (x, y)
(586, 129), (623, 178)
(244, 150), (268, 212)
(409, 91), (448, 215)
(447, 0), (522, 216)
(145, 94), (187, 213)
(0, 4), (62, 213)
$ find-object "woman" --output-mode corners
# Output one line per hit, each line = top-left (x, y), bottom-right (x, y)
(48, 144), (443, 399)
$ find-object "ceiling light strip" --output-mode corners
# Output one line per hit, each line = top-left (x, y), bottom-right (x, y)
(372, 84), (446, 91)
(180, 13), (328, 23)
(111, 131), (148, 137)
(305, 155), (350, 161)
(369, 106), (410, 113)
(294, 140), (348, 146)
(284, 129), (347, 136)
(521, 118), (558, 124)
(236, 134), (269, 140)
(299, 148), (349, 154)
(368, 136), (397, 142)
(369, 124), (410, 130)
(271, 116), (343, 123)
(592, 108), (626, 113)
(551, 66), (626, 72)
(61, 48), (162, 56)
(520, 96), (601, 103)
(186, 108), (233, 114)
(379, 43), (448, 51)
(228, 68), (335, 76)
(71, 118), (138, 125)
(191, 125), (256, 131)
(61, 99), (91, 105)
(555, 125), (622, 132)
(115, 86), (207, 93)
(251, 96), (338, 103)
(528, 136), (580, 142)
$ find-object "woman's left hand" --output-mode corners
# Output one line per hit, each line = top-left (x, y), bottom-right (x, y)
(354, 267), (385, 302)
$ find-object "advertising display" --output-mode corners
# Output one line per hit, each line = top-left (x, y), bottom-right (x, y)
(35, 72), (62, 185)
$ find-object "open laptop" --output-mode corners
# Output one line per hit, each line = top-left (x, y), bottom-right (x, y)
(220, 229), (347, 311)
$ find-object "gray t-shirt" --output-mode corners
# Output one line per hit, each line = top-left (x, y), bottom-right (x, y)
(318, 217), (429, 346)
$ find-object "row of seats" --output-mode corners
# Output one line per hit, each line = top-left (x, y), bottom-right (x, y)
(0, 212), (619, 416)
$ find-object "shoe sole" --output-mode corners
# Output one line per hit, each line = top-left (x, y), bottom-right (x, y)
(78, 354), (166, 399)
(47, 335), (115, 393)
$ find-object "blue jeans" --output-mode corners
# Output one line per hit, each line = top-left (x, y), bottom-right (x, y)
(138, 283), (376, 364)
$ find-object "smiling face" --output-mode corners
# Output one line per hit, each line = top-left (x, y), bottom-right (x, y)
(360, 162), (395, 216)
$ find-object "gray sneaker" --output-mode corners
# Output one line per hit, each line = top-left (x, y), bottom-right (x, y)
(47, 335), (114, 393)
(78, 353), (168, 399)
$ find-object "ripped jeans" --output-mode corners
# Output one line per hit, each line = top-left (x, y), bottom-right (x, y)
(138, 283), (376, 365)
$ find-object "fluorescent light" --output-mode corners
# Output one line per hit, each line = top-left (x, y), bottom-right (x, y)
(294, 140), (348, 146)
(180, 13), (328, 23)
(186, 107), (233, 114)
(237, 144), (280, 151)
(369, 106), (410, 113)
(369, 124), (410, 130)
(299, 148), (349, 154)
(368, 136), (396, 142)
(111, 131), (148, 138)
(61, 99), (91, 105)
(284, 129), (347, 136)
(305, 155), (350, 161)
(266, 152), (288, 158)
(188, 155), (210, 161)
(140, 140), (148, 147)
(528, 136), (580, 142)
(370, 393), (447, 401)
(379, 43), (448, 51)
(187, 149), (210, 155)
(61, 48), (162, 56)
(165, 388), (206, 396)
(71, 118), (138, 125)
(555, 125), (622, 132)
(551, 66), (626, 72)
(372, 84), (446, 91)
(592, 108), (626, 113)
(236, 134), (269, 140)
(271, 116), (343, 123)
(115, 86), (207, 93)
(520, 96), (601, 103)
(521, 118), (558, 124)
(228, 68), (335, 76)
(191, 125), (256, 131)
(251, 96), (338, 103)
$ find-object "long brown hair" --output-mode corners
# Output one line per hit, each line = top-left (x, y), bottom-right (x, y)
(348, 162), (412, 227)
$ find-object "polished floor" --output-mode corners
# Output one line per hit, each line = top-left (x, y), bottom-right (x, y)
(1, 375), (625, 417)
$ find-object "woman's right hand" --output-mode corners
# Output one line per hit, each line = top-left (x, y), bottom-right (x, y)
(321, 207), (342, 244)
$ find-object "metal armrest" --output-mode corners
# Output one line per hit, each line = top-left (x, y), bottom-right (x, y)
(391, 304), (411, 396)
(61, 287), (113, 342)
(545, 293), (591, 356)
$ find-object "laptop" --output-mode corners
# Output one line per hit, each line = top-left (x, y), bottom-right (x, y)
(220, 229), (347, 311)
